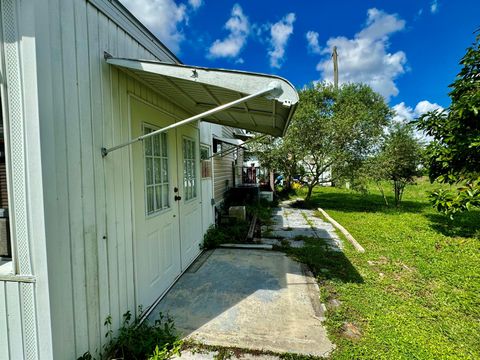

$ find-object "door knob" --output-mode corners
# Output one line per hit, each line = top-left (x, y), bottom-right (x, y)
(174, 195), (182, 201)
(174, 187), (179, 193)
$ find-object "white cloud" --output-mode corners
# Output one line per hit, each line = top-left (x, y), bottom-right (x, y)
(430, 0), (439, 14)
(392, 101), (444, 142)
(188, 0), (203, 10)
(208, 4), (250, 59)
(268, 13), (296, 68)
(316, 8), (407, 101)
(415, 100), (443, 115)
(120, 0), (188, 54)
(357, 8), (405, 40)
(306, 31), (321, 54)
(392, 102), (415, 123)
(392, 100), (444, 123)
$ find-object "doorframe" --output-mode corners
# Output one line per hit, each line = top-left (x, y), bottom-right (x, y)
(127, 93), (205, 318)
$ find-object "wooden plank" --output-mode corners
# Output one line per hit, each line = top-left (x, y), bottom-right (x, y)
(48, 0), (77, 357)
(0, 282), (10, 359)
(124, 78), (135, 312)
(105, 17), (120, 331)
(247, 215), (257, 241)
(317, 207), (365, 253)
(63, 0), (88, 355)
(113, 25), (128, 329)
(106, 65), (121, 332)
(5, 282), (23, 359)
(84, 3), (102, 351)
(117, 68), (129, 316)
(95, 9), (111, 339)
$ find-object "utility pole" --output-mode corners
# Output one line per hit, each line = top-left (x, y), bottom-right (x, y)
(332, 46), (339, 90)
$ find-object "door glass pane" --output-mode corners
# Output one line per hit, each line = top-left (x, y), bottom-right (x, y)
(161, 158), (168, 183)
(183, 137), (197, 201)
(144, 125), (170, 214)
(145, 136), (152, 156)
(155, 185), (162, 211)
(154, 158), (162, 183)
(145, 158), (153, 185)
(146, 186), (154, 214)
(153, 135), (161, 156)
(161, 133), (167, 157)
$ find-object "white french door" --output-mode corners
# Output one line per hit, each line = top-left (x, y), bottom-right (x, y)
(176, 124), (202, 270)
(131, 98), (201, 308)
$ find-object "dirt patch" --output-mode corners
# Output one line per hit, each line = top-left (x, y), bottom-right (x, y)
(341, 322), (362, 341)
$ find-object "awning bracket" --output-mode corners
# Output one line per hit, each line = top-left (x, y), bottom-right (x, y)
(101, 82), (281, 157)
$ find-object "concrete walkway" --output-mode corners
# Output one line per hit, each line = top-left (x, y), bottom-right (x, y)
(149, 248), (334, 357)
(261, 200), (343, 251)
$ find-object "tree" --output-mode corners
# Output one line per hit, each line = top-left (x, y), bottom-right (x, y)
(287, 82), (392, 200)
(376, 123), (424, 206)
(247, 135), (302, 191)
(415, 33), (480, 215)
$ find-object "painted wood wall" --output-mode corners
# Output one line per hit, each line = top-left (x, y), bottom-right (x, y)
(0, 0), (233, 357)
(33, 0), (191, 358)
(213, 126), (238, 203)
(0, 0), (53, 358)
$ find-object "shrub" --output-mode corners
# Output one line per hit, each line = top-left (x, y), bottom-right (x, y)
(201, 225), (227, 250)
(78, 310), (182, 360)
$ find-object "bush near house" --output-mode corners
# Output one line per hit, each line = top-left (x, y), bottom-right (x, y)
(292, 178), (479, 359)
(201, 193), (275, 250)
(77, 311), (182, 360)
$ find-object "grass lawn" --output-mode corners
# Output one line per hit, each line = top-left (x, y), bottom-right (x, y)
(288, 178), (480, 359)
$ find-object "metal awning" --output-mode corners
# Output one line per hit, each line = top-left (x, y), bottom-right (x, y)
(213, 135), (244, 147)
(101, 56), (298, 156)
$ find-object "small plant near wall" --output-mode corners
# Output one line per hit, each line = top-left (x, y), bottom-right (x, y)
(200, 197), (276, 249)
(77, 309), (182, 360)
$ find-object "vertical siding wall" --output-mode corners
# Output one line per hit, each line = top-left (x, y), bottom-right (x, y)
(213, 126), (236, 203)
(35, 0), (189, 358)
(0, 0), (52, 358)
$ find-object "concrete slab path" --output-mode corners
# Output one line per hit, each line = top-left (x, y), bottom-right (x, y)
(149, 248), (334, 357)
(261, 200), (342, 251)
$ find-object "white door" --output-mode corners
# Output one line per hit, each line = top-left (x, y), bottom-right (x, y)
(131, 99), (181, 308)
(131, 99), (203, 308)
(176, 124), (202, 270)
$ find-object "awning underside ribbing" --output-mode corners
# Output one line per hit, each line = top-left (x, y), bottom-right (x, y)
(106, 58), (299, 137)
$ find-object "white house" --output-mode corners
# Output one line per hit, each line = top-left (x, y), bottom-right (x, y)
(0, 0), (298, 358)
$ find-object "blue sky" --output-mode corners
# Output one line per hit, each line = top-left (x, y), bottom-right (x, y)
(120, 0), (479, 120)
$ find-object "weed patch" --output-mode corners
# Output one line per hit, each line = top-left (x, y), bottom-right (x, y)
(77, 310), (182, 360)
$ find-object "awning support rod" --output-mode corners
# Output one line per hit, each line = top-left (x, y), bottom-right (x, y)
(207, 134), (267, 160)
(101, 82), (281, 157)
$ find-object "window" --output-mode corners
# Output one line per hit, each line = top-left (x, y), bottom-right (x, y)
(200, 144), (212, 178)
(0, 92), (11, 264)
(144, 126), (169, 215)
(183, 137), (197, 201)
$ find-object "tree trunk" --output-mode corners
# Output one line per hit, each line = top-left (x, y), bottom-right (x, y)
(305, 183), (314, 201)
(284, 175), (292, 191)
(376, 181), (388, 206)
(394, 180), (405, 206)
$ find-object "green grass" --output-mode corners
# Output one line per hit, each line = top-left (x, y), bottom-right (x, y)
(289, 178), (480, 360)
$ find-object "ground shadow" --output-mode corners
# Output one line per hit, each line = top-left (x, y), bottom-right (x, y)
(291, 191), (429, 215)
(267, 207), (363, 283)
(426, 210), (480, 238)
(283, 237), (364, 284)
(148, 245), (363, 343)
